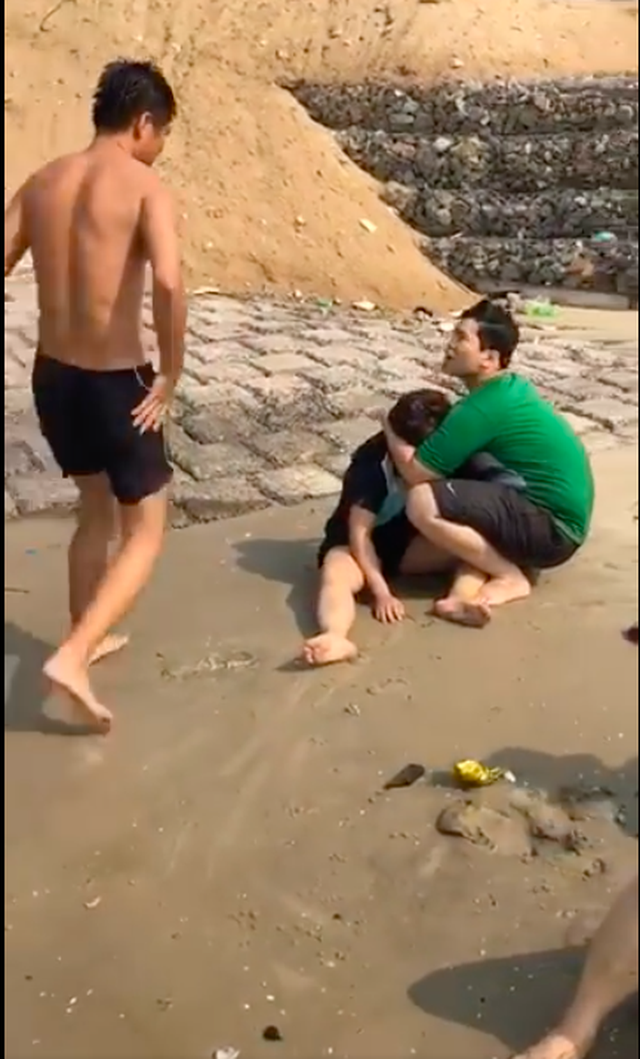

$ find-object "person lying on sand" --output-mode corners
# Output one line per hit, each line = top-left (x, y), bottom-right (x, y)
(385, 299), (595, 628)
(513, 873), (638, 1059)
(302, 388), (523, 666)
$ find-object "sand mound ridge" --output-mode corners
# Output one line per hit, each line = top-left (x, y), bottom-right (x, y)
(4, 0), (638, 311)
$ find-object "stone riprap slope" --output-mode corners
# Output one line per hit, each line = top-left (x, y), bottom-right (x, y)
(291, 77), (639, 297)
(292, 78), (640, 135)
(5, 276), (638, 525)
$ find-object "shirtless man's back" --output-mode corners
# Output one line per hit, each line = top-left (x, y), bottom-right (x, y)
(29, 146), (153, 370)
(4, 59), (186, 732)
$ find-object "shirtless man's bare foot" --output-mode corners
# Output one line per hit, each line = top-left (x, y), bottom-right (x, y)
(90, 633), (130, 666)
(44, 651), (113, 733)
(303, 633), (358, 667)
(511, 1033), (587, 1059)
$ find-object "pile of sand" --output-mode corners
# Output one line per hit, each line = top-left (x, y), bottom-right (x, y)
(4, 0), (638, 311)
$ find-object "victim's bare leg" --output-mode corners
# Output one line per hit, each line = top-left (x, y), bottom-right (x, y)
(303, 548), (364, 665)
(513, 875), (638, 1059)
(44, 488), (168, 731)
(406, 485), (530, 622)
(302, 537), (453, 665)
(70, 476), (129, 664)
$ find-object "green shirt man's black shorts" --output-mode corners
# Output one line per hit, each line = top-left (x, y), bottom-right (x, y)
(416, 374), (595, 570)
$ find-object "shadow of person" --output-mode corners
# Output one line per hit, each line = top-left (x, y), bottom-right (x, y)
(233, 537), (450, 642)
(408, 946), (637, 1058)
(482, 747), (639, 840)
(4, 622), (94, 736)
(392, 570), (451, 604)
(414, 744), (638, 1053)
(233, 536), (321, 637)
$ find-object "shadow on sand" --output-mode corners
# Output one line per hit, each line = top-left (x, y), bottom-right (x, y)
(412, 743), (638, 1056)
(481, 747), (638, 839)
(4, 622), (94, 736)
(233, 536), (318, 637)
(232, 535), (449, 639)
(409, 945), (637, 1058)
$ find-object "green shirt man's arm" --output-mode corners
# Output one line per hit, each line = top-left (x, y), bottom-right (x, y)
(383, 419), (442, 485)
(415, 396), (497, 477)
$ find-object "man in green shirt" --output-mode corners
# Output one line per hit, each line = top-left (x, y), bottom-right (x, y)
(384, 299), (595, 626)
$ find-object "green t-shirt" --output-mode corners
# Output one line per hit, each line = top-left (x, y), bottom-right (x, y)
(417, 374), (594, 544)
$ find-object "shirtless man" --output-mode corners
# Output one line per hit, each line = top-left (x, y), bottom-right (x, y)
(513, 873), (638, 1059)
(4, 59), (186, 732)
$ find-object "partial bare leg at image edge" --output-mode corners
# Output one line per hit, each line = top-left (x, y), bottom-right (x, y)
(44, 489), (168, 731)
(303, 548), (363, 666)
(512, 875), (638, 1059)
(406, 485), (530, 626)
(68, 476), (130, 666)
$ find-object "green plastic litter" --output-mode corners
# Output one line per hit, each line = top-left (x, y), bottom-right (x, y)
(524, 299), (558, 320)
(591, 231), (617, 245)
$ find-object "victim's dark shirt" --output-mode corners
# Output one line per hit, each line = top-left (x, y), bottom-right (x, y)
(322, 431), (526, 542)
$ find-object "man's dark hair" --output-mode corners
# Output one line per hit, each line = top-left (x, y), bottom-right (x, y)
(461, 298), (520, 369)
(92, 59), (177, 132)
(388, 388), (451, 447)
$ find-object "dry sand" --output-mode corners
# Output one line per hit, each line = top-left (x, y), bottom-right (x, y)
(4, 0), (638, 310)
(4, 444), (638, 1059)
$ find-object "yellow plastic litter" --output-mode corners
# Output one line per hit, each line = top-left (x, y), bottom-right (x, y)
(453, 759), (516, 788)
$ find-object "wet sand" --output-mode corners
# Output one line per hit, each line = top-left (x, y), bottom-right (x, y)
(552, 306), (639, 344)
(4, 446), (638, 1059)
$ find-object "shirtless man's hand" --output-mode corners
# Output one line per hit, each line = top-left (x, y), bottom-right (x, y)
(132, 373), (176, 433)
(4, 59), (185, 732)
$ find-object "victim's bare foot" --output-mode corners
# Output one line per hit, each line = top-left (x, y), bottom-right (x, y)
(511, 1032), (587, 1059)
(434, 596), (492, 628)
(43, 651), (113, 734)
(90, 633), (129, 666)
(302, 633), (358, 667)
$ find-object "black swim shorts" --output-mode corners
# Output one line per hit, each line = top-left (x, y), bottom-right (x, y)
(430, 478), (578, 570)
(32, 353), (173, 505)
